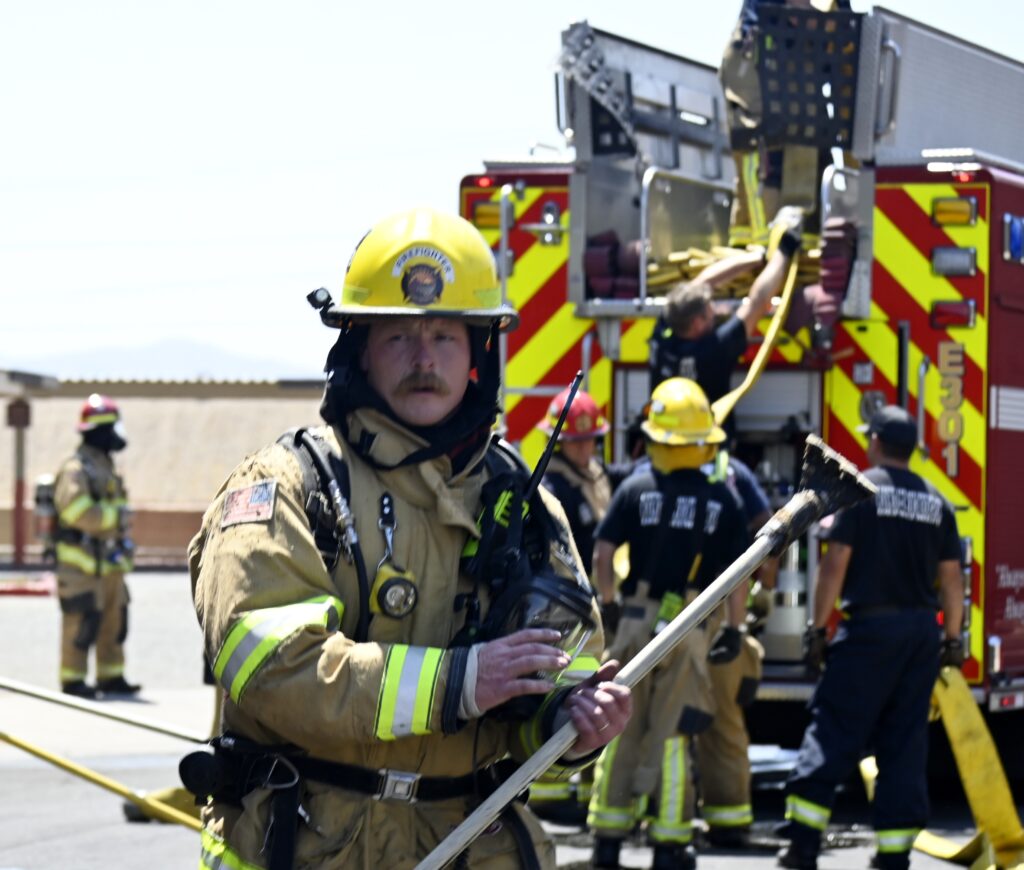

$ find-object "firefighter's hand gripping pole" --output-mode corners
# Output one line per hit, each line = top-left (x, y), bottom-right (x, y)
(415, 435), (876, 870)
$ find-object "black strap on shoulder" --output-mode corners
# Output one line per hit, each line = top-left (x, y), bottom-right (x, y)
(276, 428), (371, 643)
(277, 428), (346, 572)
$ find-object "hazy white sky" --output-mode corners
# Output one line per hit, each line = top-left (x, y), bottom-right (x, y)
(1, 0), (1021, 379)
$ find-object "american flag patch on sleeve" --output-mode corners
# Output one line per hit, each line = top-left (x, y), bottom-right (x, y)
(221, 480), (278, 529)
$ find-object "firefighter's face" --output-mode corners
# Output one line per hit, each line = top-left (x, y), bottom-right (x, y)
(560, 437), (597, 470)
(361, 317), (472, 427)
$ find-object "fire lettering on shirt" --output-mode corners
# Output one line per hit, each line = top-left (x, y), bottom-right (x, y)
(874, 485), (943, 526)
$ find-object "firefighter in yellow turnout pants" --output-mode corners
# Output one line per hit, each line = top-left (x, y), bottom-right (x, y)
(697, 453), (774, 848)
(53, 394), (139, 699)
(588, 379), (750, 870)
(188, 208), (632, 870)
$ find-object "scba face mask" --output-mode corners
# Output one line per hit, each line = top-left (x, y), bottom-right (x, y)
(483, 569), (596, 680)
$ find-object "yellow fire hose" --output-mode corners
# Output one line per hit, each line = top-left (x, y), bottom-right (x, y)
(0, 729), (201, 832)
(711, 233), (802, 427)
(858, 667), (1024, 869)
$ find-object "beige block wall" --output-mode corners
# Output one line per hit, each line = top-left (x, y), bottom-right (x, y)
(0, 380), (324, 563)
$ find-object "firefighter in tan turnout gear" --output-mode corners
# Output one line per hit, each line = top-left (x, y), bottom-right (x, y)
(587, 378), (749, 870)
(53, 394), (139, 699)
(187, 207), (632, 870)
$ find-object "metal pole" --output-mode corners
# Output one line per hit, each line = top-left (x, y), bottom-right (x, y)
(416, 435), (876, 870)
(13, 424), (26, 565)
(0, 676), (207, 743)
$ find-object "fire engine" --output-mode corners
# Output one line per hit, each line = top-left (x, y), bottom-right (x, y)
(458, 9), (1024, 771)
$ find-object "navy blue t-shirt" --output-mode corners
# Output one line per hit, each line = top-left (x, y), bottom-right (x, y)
(595, 467), (749, 599)
(648, 314), (748, 403)
(824, 465), (961, 612)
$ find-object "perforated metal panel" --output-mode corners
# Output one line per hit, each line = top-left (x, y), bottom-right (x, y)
(756, 6), (863, 148)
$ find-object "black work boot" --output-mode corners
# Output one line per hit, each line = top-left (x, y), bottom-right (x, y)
(777, 842), (819, 869)
(652, 843), (697, 870)
(592, 836), (622, 868)
(706, 825), (751, 849)
(62, 680), (98, 699)
(97, 675), (141, 696)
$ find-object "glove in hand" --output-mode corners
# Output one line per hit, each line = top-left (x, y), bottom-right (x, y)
(940, 636), (965, 669)
(708, 626), (743, 664)
(771, 205), (805, 258)
(803, 625), (828, 674)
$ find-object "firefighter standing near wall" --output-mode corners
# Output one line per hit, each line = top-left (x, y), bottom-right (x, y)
(187, 207), (632, 870)
(778, 405), (965, 870)
(587, 378), (750, 870)
(530, 388), (614, 820)
(53, 394), (139, 699)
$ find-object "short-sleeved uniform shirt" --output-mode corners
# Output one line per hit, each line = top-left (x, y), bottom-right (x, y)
(648, 315), (748, 403)
(824, 465), (961, 612)
(596, 467), (750, 599)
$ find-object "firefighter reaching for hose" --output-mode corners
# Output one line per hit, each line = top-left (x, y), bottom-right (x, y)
(648, 207), (802, 437)
(187, 207), (631, 870)
(587, 378), (749, 870)
(53, 394), (139, 699)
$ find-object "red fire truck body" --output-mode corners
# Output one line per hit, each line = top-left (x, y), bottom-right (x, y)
(459, 11), (1024, 765)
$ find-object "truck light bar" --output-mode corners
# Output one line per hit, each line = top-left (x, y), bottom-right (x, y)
(932, 196), (977, 226)
(1005, 213), (1024, 263)
(930, 300), (976, 329)
(931, 246), (977, 277)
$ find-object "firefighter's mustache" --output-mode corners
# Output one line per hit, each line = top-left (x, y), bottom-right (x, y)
(397, 373), (450, 395)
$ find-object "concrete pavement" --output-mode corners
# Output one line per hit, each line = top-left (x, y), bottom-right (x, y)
(0, 572), (995, 867)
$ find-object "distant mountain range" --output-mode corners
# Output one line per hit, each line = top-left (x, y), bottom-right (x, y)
(1, 339), (323, 382)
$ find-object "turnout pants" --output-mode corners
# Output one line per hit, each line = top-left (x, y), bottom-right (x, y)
(59, 570), (129, 685)
(698, 622), (763, 834)
(785, 611), (940, 868)
(588, 590), (711, 845)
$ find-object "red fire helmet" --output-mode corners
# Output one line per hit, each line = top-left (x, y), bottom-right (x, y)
(77, 394), (121, 432)
(538, 388), (610, 441)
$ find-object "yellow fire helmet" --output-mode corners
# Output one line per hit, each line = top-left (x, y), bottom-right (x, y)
(324, 207), (519, 330)
(642, 377), (726, 471)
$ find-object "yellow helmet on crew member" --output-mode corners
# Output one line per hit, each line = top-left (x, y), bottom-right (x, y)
(320, 207), (518, 330)
(642, 377), (725, 471)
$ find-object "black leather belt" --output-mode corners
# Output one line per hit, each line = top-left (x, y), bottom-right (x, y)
(292, 754), (492, 802)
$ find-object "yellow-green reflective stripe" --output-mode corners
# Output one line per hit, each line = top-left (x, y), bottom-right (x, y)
(530, 780), (573, 801)
(374, 645), (443, 740)
(877, 829), (919, 852)
(99, 503), (119, 530)
(785, 794), (830, 831)
(214, 596), (343, 703)
(743, 152), (767, 239)
(648, 820), (693, 843)
(60, 494), (94, 524)
(61, 668), (87, 681)
(200, 828), (263, 870)
(96, 663), (124, 678)
(559, 654), (600, 684)
(56, 542), (97, 574)
(587, 807), (635, 831)
(87, 413), (118, 426)
(659, 736), (686, 828)
(704, 803), (753, 825)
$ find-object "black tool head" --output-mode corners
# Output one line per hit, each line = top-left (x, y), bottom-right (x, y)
(799, 434), (877, 516)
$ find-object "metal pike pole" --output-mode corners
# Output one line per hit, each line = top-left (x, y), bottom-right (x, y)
(416, 434), (877, 870)
(0, 676), (207, 743)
